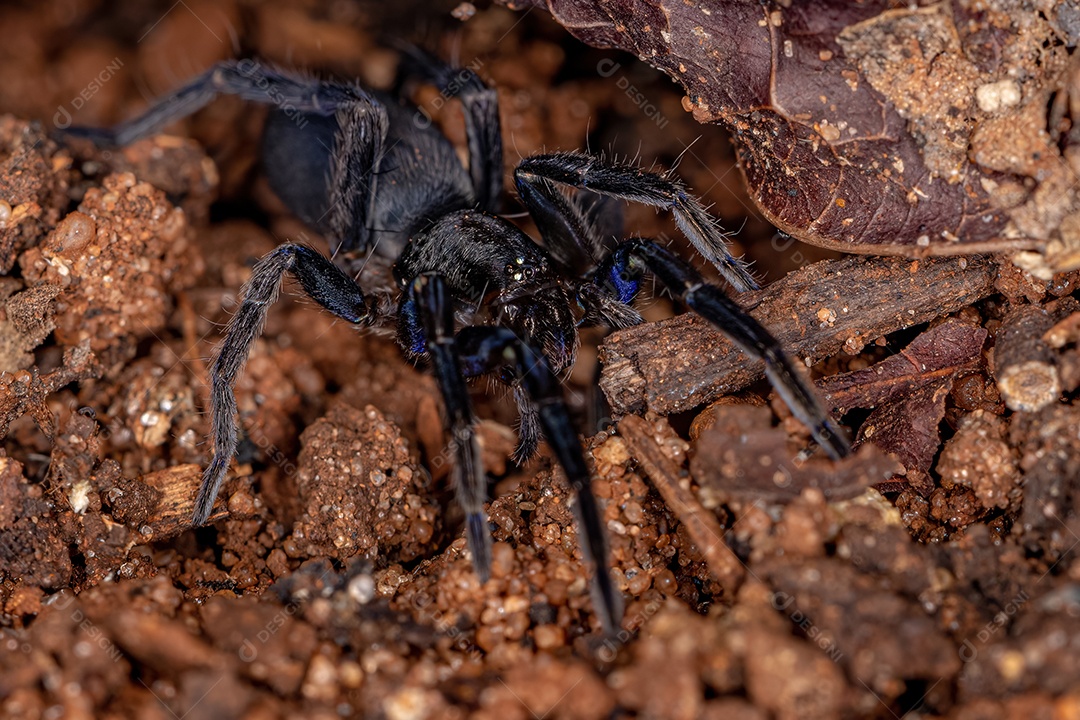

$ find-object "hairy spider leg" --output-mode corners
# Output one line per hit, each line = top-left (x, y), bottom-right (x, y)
(592, 239), (852, 459)
(513, 173), (601, 271)
(401, 271), (620, 631)
(60, 59), (380, 147)
(194, 244), (381, 525)
(61, 59), (390, 254)
(513, 157), (848, 458)
(508, 383), (542, 464)
(394, 211), (627, 630)
(401, 273), (492, 582)
(454, 325), (623, 634)
(506, 169), (634, 441)
(515, 152), (759, 292)
(395, 45), (503, 213)
(512, 172), (642, 329)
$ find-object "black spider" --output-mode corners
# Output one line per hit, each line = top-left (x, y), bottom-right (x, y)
(64, 48), (850, 633)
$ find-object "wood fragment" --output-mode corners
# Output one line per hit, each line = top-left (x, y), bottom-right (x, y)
(993, 305), (1061, 412)
(600, 255), (996, 416)
(618, 415), (745, 592)
(98, 609), (224, 673)
(1042, 301), (1080, 349)
(139, 463), (231, 540)
(1043, 299), (1080, 393)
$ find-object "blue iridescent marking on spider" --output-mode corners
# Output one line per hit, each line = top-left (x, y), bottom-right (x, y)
(399, 296), (427, 355)
(608, 259), (639, 304)
(459, 355), (488, 377)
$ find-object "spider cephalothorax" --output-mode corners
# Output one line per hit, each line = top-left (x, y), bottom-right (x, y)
(65, 47), (849, 633)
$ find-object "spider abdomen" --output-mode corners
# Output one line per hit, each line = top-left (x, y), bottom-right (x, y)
(262, 95), (475, 259)
(262, 109), (338, 236)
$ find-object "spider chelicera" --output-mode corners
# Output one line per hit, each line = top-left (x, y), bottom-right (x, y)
(65, 47), (850, 633)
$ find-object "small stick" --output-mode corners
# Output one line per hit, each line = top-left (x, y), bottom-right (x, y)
(139, 463), (231, 539)
(618, 414), (745, 592)
(600, 255), (996, 416)
(994, 304), (1061, 412)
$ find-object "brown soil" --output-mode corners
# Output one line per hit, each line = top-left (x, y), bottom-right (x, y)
(2, 2), (1080, 719)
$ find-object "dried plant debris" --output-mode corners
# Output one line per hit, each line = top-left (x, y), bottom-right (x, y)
(0, 282), (61, 372)
(819, 319), (988, 413)
(993, 303), (1065, 411)
(816, 318), (988, 492)
(686, 404), (902, 505)
(509, 0), (1080, 271)
(0, 341), (100, 438)
(619, 414), (746, 592)
(601, 254), (995, 416)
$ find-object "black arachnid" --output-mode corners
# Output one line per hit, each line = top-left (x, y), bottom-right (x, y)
(63, 46), (850, 633)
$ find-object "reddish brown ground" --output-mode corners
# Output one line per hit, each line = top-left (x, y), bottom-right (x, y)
(2, 2), (1080, 719)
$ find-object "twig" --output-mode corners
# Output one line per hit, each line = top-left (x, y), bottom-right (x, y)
(600, 255), (996, 416)
(993, 304), (1060, 412)
(618, 415), (745, 592)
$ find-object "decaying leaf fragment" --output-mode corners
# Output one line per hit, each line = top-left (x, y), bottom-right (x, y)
(507, 0), (1079, 270)
(818, 319), (988, 490)
(819, 319), (988, 413)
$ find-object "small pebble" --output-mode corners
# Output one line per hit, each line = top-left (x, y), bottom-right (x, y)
(654, 569), (678, 595)
(491, 542), (515, 578)
(626, 569), (652, 595)
(451, 2), (476, 21)
(348, 574), (376, 604)
(533, 624), (565, 650)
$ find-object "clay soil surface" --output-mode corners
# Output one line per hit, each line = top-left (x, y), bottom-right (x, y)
(3, 2), (1080, 719)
